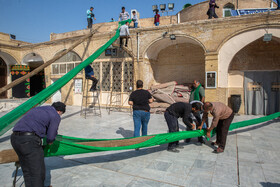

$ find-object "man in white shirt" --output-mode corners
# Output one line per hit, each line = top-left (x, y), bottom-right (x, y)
(119, 21), (130, 47)
(119, 7), (130, 21)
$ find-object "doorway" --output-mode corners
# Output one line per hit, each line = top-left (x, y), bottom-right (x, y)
(244, 71), (280, 115)
(0, 57), (7, 98)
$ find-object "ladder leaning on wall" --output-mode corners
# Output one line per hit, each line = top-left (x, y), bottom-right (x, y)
(80, 78), (102, 118)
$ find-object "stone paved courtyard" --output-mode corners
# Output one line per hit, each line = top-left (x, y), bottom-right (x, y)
(0, 105), (280, 187)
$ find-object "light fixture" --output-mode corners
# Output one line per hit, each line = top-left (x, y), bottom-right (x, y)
(168, 3), (174, 10)
(170, 34), (176, 40)
(152, 5), (158, 12)
(263, 33), (272, 42)
(160, 4), (166, 11)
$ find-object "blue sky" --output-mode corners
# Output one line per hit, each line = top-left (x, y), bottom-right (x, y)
(0, 0), (205, 43)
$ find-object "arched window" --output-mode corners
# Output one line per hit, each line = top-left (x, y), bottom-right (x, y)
(223, 3), (235, 17)
(52, 50), (82, 75)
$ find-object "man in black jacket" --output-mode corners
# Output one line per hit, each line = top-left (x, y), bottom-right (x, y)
(164, 102), (202, 153)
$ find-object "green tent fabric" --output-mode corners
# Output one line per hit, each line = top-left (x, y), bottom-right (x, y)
(43, 112), (280, 157)
(0, 20), (131, 136)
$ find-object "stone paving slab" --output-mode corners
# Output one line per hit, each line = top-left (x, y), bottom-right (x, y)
(0, 105), (279, 187)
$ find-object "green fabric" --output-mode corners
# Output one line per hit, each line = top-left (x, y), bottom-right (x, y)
(0, 20), (131, 136)
(43, 112), (280, 157)
(190, 84), (201, 101)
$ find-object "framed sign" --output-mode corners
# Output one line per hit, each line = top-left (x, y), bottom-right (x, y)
(206, 71), (217, 88)
(74, 79), (83, 94)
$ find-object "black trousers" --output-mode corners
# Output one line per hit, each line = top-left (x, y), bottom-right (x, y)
(11, 134), (45, 187)
(164, 111), (179, 149)
(208, 9), (218, 19)
(216, 112), (234, 150)
(120, 36), (129, 47)
(87, 18), (93, 29)
(86, 76), (98, 90)
(186, 111), (203, 142)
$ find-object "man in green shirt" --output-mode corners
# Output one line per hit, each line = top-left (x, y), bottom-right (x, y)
(189, 80), (205, 103)
(186, 80), (206, 144)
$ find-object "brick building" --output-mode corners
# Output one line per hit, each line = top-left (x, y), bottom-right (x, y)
(0, 0), (279, 115)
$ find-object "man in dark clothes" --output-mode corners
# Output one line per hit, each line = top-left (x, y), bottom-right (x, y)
(129, 80), (153, 137)
(277, 0), (280, 9)
(208, 0), (219, 19)
(85, 64), (98, 91)
(199, 102), (234, 153)
(164, 102), (202, 153)
(10, 102), (66, 187)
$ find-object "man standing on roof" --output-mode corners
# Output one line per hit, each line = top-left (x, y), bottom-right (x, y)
(208, 0), (219, 19)
(119, 21), (130, 47)
(10, 102), (66, 187)
(119, 7), (130, 21)
(87, 6), (96, 29)
(164, 102), (202, 153)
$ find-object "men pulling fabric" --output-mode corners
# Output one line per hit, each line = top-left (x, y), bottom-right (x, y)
(199, 102), (234, 153)
(11, 102), (66, 187)
(164, 102), (202, 153)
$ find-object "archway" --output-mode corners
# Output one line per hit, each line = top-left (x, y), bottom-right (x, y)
(144, 36), (206, 86)
(218, 28), (280, 88)
(229, 36), (280, 115)
(0, 57), (7, 98)
(223, 3), (235, 17)
(22, 53), (45, 96)
(0, 51), (18, 98)
(52, 50), (82, 103)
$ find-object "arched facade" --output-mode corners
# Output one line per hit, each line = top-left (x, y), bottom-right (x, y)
(0, 51), (18, 98)
(143, 35), (206, 87)
(21, 53), (45, 96)
(218, 27), (280, 114)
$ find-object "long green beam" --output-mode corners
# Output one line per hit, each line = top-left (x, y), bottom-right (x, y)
(0, 20), (131, 136)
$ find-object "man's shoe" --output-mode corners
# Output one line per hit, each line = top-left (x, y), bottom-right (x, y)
(167, 148), (180, 153)
(213, 147), (224, 154)
(211, 142), (218, 146)
(175, 145), (184, 149)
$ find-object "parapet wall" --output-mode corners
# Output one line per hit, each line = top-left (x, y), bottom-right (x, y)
(179, 0), (275, 22)
(50, 15), (177, 41)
